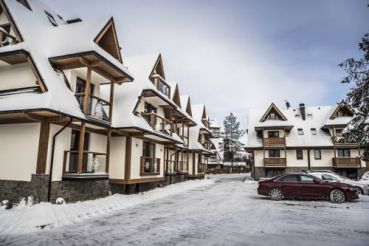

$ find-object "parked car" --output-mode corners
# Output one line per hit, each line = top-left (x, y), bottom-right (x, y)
(306, 170), (369, 195)
(257, 173), (359, 203)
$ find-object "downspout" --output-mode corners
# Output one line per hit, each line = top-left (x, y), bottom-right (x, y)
(47, 118), (73, 202)
(307, 149), (311, 171)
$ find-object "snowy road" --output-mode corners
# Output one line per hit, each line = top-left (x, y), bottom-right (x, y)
(2, 174), (369, 246)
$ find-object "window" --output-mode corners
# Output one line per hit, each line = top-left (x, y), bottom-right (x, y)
(267, 113), (277, 120)
(144, 102), (157, 113)
(45, 11), (58, 26)
(314, 149), (321, 160)
(322, 174), (337, 181)
(278, 175), (298, 182)
(337, 149), (351, 158)
(68, 129), (90, 173)
(299, 175), (315, 183)
(268, 131), (279, 138)
(141, 141), (159, 175)
(307, 113), (313, 119)
(268, 149), (280, 158)
(295, 114), (300, 118)
(310, 128), (317, 135)
(296, 150), (303, 160)
(256, 131), (263, 139)
(297, 128), (304, 135)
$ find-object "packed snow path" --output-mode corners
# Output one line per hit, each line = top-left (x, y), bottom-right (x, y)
(2, 174), (369, 246)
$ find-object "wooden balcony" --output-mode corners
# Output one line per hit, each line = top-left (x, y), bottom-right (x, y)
(142, 112), (174, 136)
(140, 157), (160, 176)
(332, 137), (357, 147)
(75, 93), (111, 122)
(263, 138), (285, 146)
(264, 158), (286, 167)
(63, 150), (108, 176)
(332, 157), (361, 167)
(152, 74), (171, 98)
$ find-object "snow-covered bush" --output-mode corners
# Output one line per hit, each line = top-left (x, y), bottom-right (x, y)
(27, 196), (34, 206)
(18, 197), (27, 208)
(55, 197), (65, 205)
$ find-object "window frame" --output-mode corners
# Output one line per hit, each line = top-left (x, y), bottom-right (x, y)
(268, 149), (281, 158)
(314, 149), (321, 160)
(296, 149), (303, 160)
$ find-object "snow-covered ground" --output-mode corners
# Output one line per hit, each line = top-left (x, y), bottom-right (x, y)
(1, 174), (369, 246)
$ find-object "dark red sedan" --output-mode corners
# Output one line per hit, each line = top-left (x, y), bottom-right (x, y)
(257, 173), (359, 203)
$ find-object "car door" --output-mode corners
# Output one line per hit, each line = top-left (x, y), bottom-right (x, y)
(277, 175), (301, 198)
(298, 175), (319, 198)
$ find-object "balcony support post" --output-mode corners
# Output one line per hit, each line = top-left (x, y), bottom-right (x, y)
(77, 123), (86, 174)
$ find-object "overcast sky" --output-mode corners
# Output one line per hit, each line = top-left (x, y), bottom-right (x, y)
(47, 0), (369, 129)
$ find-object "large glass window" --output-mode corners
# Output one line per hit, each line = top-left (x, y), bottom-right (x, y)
(314, 149), (321, 160)
(337, 149), (351, 158)
(141, 141), (159, 175)
(268, 131), (279, 138)
(296, 150), (303, 160)
(268, 149), (280, 158)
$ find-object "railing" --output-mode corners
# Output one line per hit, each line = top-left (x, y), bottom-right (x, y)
(332, 157), (361, 167)
(0, 29), (18, 47)
(165, 160), (177, 174)
(142, 112), (174, 135)
(152, 74), (171, 98)
(263, 138), (285, 146)
(264, 158), (286, 167)
(75, 93), (111, 121)
(140, 157), (160, 176)
(63, 150), (107, 174)
(332, 137), (357, 146)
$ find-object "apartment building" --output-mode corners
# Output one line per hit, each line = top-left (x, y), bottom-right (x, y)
(246, 103), (367, 180)
(0, 0), (213, 203)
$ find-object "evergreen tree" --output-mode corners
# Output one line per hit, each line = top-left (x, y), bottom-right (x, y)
(340, 17), (369, 160)
(222, 113), (246, 164)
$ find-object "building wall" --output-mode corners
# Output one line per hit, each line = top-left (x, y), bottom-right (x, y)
(0, 123), (40, 181)
(0, 63), (37, 91)
(130, 137), (164, 179)
(109, 137), (126, 180)
(286, 149), (308, 167)
(188, 152), (194, 175)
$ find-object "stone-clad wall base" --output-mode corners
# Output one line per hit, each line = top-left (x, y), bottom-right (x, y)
(0, 174), (49, 203)
(49, 180), (110, 203)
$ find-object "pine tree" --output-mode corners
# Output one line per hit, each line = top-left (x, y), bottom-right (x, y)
(340, 23), (369, 160)
(222, 113), (246, 165)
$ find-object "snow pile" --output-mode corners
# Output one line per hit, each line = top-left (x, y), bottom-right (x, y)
(360, 171), (369, 184)
(0, 179), (214, 236)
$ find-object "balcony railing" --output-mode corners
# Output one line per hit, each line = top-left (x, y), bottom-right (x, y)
(264, 158), (286, 167)
(142, 112), (174, 135)
(140, 157), (160, 176)
(332, 157), (361, 167)
(63, 150), (108, 174)
(332, 137), (357, 146)
(152, 74), (171, 98)
(263, 138), (286, 146)
(0, 29), (18, 47)
(75, 93), (111, 122)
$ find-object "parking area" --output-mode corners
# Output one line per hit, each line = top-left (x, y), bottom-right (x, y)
(1, 174), (369, 246)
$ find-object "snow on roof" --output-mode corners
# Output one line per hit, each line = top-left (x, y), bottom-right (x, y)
(246, 104), (352, 148)
(209, 119), (221, 129)
(0, 0), (132, 119)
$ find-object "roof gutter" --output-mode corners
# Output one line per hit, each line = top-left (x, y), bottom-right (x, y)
(47, 117), (73, 202)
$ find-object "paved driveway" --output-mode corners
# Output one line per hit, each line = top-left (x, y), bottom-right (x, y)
(2, 174), (369, 246)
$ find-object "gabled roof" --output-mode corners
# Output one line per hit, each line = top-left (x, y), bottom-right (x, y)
(260, 103), (288, 122)
(247, 104), (346, 148)
(323, 103), (354, 127)
(0, 0), (132, 120)
(180, 95), (192, 117)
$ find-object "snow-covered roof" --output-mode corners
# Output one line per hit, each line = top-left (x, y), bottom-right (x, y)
(0, 0), (132, 120)
(246, 103), (353, 148)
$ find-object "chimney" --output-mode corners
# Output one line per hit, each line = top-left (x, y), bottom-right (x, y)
(299, 103), (306, 120)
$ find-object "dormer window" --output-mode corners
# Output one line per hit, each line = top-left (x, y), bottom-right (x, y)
(298, 128), (304, 135)
(269, 113), (277, 120)
(295, 114), (300, 118)
(45, 11), (58, 27)
(310, 128), (317, 135)
(307, 113), (313, 119)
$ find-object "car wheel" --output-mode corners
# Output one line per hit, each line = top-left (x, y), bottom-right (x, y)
(269, 188), (283, 201)
(329, 189), (346, 203)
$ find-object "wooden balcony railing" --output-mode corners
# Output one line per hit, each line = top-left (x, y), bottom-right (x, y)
(263, 138), (285, 146)
(140, 157), (160, 176)
(75, 93), (111, 121)
(0, 29), (18, 47)
(142, 112), (174, 136)
(152, 74), (171, 98)
(264, 158), (286, 167)
(332, 137), (357, 146)
(63, 150), (108, 174)
(332, 157), (361, 167)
